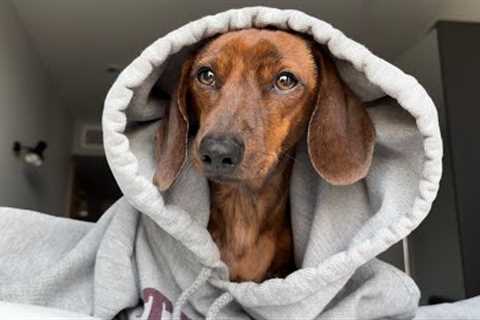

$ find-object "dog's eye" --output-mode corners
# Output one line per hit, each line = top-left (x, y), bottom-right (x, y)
(275, 72), (298, 91)
(197, 67), (216, 86)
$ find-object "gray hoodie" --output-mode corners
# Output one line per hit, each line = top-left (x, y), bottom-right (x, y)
(1, 6), (475, 320)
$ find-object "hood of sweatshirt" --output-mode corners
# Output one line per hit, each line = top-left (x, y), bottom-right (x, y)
(102, 6), (443, 319)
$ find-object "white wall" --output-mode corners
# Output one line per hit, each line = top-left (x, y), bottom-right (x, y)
(0, 0), (73, 216)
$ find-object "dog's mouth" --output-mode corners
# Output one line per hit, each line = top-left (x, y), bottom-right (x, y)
(202, 171), (241, 184)
(191, 155), (239, 182)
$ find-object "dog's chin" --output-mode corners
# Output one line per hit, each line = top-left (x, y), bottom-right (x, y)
(206, 174), (269, 191)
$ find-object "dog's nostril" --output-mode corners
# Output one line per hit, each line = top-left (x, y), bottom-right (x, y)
(222, 157), (233, 166)
(202, 155), (212, 164)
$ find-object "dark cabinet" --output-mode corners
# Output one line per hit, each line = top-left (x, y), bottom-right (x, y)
(395, 21), (480, 303)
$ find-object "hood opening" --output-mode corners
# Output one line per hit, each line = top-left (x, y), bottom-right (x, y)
(103, 6), (442, 308)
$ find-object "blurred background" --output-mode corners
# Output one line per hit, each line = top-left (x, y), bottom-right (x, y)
(1, 0), (480, 306)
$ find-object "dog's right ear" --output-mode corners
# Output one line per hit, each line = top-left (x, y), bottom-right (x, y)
(153, 58), (193, 191)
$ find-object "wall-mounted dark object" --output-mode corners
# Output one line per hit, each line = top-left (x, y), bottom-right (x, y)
(13, 140), (48, 167)
(396, 21), (480, 304)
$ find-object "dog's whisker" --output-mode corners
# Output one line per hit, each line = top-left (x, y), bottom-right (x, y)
(168, 159), (195, 190)
(254, 149), (309, 170)
(246, 149), (319, 200)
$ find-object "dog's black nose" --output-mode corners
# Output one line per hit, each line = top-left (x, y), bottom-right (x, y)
(199, 135), (244, 174)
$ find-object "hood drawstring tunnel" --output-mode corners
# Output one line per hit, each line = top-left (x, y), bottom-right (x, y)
(172, 266), (234, 320)
(172, 267), (213, 320)
(206, 291), (234, 320)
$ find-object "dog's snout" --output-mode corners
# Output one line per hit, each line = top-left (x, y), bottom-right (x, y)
(199, 135), (244, 174)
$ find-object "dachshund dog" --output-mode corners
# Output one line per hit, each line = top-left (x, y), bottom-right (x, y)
(154, 29), (375, 282)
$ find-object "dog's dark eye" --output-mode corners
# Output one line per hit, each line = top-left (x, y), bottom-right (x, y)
(197, 67), (216, 86)
(275, 72), (298, 91)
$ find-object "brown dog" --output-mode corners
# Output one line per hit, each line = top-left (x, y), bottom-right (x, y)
(154, 29), (375, 282)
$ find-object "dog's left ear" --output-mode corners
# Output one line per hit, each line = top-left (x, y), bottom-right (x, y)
(307, 48), (375, 185)
(153, 58), (193, 191)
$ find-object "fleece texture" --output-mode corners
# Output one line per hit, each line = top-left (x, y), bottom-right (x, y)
(2, 6), (477, 320)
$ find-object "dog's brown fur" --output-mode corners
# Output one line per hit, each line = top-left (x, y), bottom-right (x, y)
(154, 29), (375, 282)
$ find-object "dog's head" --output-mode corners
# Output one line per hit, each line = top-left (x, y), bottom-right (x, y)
(154, 29), (375, 191)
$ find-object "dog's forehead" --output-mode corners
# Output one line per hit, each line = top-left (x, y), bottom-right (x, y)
(196, 29), (313, 63)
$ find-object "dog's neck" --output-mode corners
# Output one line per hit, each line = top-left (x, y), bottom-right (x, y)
(207, 153), (294, 282)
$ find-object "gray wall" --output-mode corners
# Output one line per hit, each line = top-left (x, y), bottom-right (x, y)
(0, 0), (73, 216)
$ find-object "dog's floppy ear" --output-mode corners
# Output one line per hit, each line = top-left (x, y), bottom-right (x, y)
(307, 48), (375, 185)
(153, 58), (193, 191)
